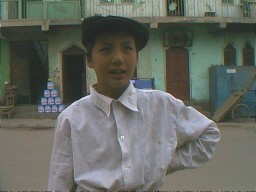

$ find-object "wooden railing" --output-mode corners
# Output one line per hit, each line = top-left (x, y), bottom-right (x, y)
(0, 0), (255, 20)
(0, 0), (81, 20)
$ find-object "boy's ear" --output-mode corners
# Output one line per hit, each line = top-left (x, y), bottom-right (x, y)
(86, 58), (93, 68)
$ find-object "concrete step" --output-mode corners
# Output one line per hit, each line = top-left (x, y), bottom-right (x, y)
(12, 102), (212, 120)
(14, 105), (38, 113)
(12, 105), (59, 119)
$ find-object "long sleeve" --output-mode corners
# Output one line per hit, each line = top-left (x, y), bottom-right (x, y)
(48, 116), (75, 190)
(167, 101), (221, 174)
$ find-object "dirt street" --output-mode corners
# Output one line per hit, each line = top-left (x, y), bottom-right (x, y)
(160, 122), (256, 191)
(0, 122), (256, 191)
(0, 127), (54, 190)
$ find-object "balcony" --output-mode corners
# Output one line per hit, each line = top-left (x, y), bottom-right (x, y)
(0, 0), (255, 26)
(0, 0), (81, 20)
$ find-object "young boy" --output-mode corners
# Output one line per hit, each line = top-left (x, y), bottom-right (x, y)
(48, 15), (220, 191)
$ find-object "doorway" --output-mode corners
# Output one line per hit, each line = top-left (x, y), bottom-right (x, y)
(166, 47), (190, 100)
(10, 41), (48, 105)
(62, 45), (86, 105)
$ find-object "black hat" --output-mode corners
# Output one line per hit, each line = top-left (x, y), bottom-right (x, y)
(81, 15), (149, 51)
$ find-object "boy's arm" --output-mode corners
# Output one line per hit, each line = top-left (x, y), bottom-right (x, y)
(167, 103), (221, 174)
(48, 117), (75, 190)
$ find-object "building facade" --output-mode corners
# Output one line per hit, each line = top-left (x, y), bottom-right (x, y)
(0, 0), (255, 111)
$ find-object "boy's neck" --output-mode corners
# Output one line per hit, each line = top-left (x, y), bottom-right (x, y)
(94, 84), (129, 100)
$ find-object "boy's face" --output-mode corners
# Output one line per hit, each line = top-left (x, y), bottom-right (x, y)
(87, 32), (138, 99)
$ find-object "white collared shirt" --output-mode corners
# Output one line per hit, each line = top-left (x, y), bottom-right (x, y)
(48, 83), (220, 191)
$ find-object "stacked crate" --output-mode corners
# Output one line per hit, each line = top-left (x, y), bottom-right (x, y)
(38, 81), (66, 113)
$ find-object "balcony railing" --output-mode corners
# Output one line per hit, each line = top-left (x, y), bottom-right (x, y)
(0, 0), (256, 21)
(0, 0), (81, 20)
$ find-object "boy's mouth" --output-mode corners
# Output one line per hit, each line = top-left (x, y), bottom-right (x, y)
(110, 70), (126, 74)
(109, 70), (126, 79)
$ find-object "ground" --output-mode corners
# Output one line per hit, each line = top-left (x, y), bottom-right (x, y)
(0, 120), (256, 190)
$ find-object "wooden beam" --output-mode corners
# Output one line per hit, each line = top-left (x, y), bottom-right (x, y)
(150, 21), (158, 28)
(41, 19), (51, 31)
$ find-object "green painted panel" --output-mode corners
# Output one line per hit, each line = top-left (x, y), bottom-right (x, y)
(26, 1), (44, 19)
(0, 40), (10, 95)
(47, 1), (80, 19)
(149, 29), (165, 91)
(26, 1), (80, 19)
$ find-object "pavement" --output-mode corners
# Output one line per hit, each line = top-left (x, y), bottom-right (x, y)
(0, 117), (256, 191)
(0, 117), (56, 130)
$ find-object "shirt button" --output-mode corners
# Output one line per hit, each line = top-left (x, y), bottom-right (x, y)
(120, 136), (125, 140)
(123, 167), (129, 174)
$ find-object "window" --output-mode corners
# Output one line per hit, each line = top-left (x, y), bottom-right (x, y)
(100, 0), (114, 4)
(167, 0), (185, 16)
(121, 0), (135, 3)
(222, 0), (234, 5)
(224, 43), (237, 66)
(243, 43), (255, 66)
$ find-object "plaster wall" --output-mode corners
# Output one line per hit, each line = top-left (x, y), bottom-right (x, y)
(189, 26), (255, 101)
(142, 26), (255, 101)
(48, 28), (165, 95)
(0, 40), (10, 95)
(47, 25), (255, 102)
(149, 29), (166, 91)
(48, 28), (97, 96)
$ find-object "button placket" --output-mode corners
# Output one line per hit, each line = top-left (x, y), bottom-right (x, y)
(112, 101), (131, 184)
(122, 167), (130, 176)
(112, 101), (126, 143)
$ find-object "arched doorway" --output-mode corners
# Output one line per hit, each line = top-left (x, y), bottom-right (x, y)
(62, 45), (86, 105)
(166, 47), (190, 100)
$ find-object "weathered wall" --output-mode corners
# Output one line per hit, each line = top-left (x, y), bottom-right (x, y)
(0, 40), (10, 95)
(48, 28), (84, 97)
(47, 25), (255, 102)
(189, 25), (255, 101)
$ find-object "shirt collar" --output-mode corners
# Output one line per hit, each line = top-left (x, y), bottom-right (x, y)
(90, 82), (139, 117)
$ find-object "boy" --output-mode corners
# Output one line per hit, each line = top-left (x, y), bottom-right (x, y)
(48, 15), (220, 191)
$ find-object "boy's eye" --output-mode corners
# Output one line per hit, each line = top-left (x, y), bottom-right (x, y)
(99, 47), (110, 52)
(124, 45), (135, 51)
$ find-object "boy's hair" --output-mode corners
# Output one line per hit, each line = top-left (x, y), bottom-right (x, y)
(81, 15), (149, 58)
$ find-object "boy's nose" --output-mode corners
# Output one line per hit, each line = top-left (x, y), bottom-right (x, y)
(111, 49), (124, 65)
